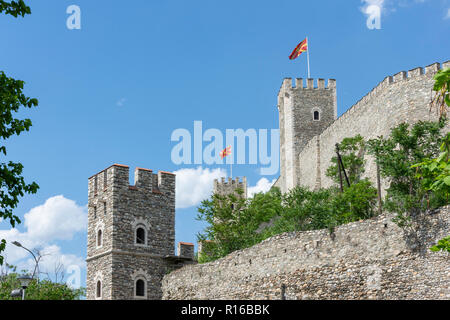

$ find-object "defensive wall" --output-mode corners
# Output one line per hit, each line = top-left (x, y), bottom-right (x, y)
(298, 61), (450, 191)
(162, 207), (449, 300)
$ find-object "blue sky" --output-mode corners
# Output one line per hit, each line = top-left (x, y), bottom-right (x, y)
(0, 0), (449, 290)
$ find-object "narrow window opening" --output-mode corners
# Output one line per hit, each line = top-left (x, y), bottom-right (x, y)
(136, 279), (145, 297)
(97, 229), (102, 247)
(104, 170), (108, 188)
(96, 281), (101, 298)
(136, 227), (146, 245)
(313, 111), (320, 121)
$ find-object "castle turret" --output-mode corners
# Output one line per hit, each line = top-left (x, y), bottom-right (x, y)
(276, 78), (337, 193)
(213, 176), (248, 198)
(86, 164), (191, 300)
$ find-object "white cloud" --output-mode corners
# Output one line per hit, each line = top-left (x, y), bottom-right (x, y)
(31, 245), (85, 275)
(361, 0), (385, 14)
(174, 167), (227, 209)
(445, 8), (450, 19)
(248, 178), (277, 198)
(0, 195), (87, 278)
(360, 0), (429, 17)
(24, 195), (87, 242)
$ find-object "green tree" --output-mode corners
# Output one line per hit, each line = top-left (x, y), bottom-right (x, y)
(367, 120), (445, 228)
(418, 70), (450, 253)
(0, 0), (39, 265)
(430, 68), (450, 119)
(196, 178), (378, 263)
(196, 188), (281, 263)
(326, 134), (366, 186)
(0, 272), (85, 300)
(412, 132), (450, 201)
(0, 0), (31, 17)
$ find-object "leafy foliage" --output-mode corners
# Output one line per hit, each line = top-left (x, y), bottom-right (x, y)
(196, 179), (378, 263)
(0, 0), (39, 265)
(326, 134), (366, 186)
(0, 0), (31, 17)
(197, 120), (450, 263)
(196, 188), (282, 263)
(0, 70), (39, 265)
(430, 236), (450, 253)
(430, 68), (450, 119)
(0, 273), (85, 300)
(367, 120), (446, 228)
(412, 132), (450, 200)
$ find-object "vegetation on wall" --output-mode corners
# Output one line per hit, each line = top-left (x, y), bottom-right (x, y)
(366, 120), (446, 229)
(196, 134), (380, 263)
(430, 67), (450, 120)
(197, 118), (448, 263)
(326, 134), (366, 186)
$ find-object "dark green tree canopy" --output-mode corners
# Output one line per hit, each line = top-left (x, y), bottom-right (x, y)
(0, 0), (31, 17)
(0, 0), (38, 266)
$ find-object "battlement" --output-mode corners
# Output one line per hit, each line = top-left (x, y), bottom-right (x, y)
(177, 242), (194, 259)
(320, 60), (450, 140)
(88, 164), (175, 196)
(87, 164), (177, 300)
(214, 176), (247, 185)
(213, 177), (248, 198)
(279, 78), (336, 96)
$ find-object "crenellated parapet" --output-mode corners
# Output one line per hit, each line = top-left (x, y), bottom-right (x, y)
(294, 60), (450, 193)
(86, 164), (181, 300)
(320, 60), (449, 140)
(278, 78), (336, 99)
(214, 176), (248, 198)
(88, 164), (175, 197)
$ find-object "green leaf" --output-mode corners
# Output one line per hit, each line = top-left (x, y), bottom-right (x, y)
(444, 176), (450, 186)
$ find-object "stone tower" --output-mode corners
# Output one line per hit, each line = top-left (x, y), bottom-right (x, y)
(213, 177), (248, 198)
(86, 164), (193, 300)
(276, 78), (337, 193)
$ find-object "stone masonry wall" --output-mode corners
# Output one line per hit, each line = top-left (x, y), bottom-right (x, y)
(277, 78), (337, 193)
(214, 177), (248, 198)
(162, 207), (449, 300)
(297, 61), (450, 191)
(87, 164), (178, 300)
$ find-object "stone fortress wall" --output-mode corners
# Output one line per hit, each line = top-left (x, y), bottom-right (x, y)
(162, 207), (449, 300)
(162, 61), (450, 300)
(87, 61), (450, 300)
(297, 61), (450, 192)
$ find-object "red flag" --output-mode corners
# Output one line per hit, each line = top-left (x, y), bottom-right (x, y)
(289, 38), (308, 60)
(220, 146), (231, 159)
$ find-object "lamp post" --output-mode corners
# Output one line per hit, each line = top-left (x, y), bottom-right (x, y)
(12, 241), (39, 279)
(10, 274), (32, 300)
(18, 274), (32, 300)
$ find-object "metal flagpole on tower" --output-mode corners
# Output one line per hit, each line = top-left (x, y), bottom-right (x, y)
(307, 36), (311, 78)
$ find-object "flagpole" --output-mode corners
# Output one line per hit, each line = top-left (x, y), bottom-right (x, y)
(307, 36), (311, 78)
